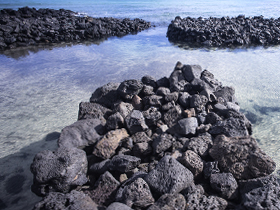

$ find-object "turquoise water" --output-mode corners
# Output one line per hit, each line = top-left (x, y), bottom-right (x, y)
(0, 1), (280, 210)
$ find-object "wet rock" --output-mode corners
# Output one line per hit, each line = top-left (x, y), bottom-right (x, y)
(30, 147), (88, 196)
(108, 155), (141, 173)
(147, 193), (186, 210)
(90, 82), (120, 109)
(116, 177), (154, 208)
(33, 190), (98, 210)
(210, 173), (238, 200)
(118, 79), (143, 101)
(125, 110), (148, 135)
(84, 171), (120, 206)
(58, 118), (105, 148)
(92, 128), (129, 159)
(209, 135), (276, 180)
(145, 155), (194, 195)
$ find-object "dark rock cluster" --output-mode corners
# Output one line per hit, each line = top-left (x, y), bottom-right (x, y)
(167, 15), (280, 47)
(0, 7), (152, 50)
(30, 62), (279, 210)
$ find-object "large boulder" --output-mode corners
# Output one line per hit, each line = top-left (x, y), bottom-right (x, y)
(30, 147), (88, 196)
(58, 118), (104, 148)
(145, 156), (194, 195)
(209, 135), (276, 180)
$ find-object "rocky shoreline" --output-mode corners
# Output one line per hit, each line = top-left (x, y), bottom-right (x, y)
(0, 7), (152, 50)
(167, 16), (280, 47)
(30, 62), (279, 210)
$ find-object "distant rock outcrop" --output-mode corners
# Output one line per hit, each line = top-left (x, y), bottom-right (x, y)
(167, 15), (280, 47)
(0, 7), (152, 50)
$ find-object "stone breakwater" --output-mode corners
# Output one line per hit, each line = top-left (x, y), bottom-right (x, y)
(0, 7), (152, 50)
(30, 62), (279, 210)
(167, 15), (280, 47)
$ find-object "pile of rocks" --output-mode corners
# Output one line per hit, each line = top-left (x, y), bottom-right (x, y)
(167, 15), (280, 47)
(0, 7), (152, 50)
(30, 62), (279, 210)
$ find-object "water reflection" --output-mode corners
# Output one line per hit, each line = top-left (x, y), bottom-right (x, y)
(0, 39), (107, 59)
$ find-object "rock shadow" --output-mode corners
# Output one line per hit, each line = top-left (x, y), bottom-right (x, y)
(0, 131), (59, 210)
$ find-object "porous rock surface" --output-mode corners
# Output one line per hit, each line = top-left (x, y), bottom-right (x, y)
(0, 7), (152, 50)
(31, 61), (278, 210)
(167, 15), (280, 47)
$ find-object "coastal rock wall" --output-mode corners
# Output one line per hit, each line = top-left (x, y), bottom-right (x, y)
(167, 15), (280, 47)
(30, 62), (279, 210)
(0, 7), (152, 50)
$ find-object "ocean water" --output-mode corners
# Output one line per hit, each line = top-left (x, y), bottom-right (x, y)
(0, 1), (280, 209)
